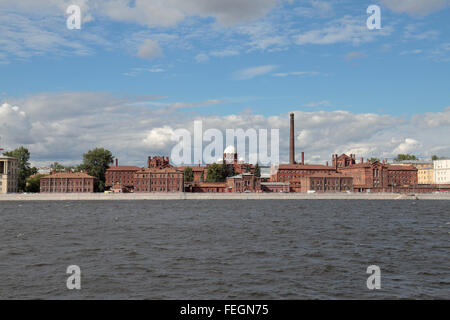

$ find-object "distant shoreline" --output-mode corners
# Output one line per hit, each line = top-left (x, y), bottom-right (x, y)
(1, 193), (450, 201)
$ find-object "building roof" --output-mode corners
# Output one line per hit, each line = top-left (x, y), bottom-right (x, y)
(224, 145), (236, 154)
(106, 166), (141, 171)
(193, 182), (227, 187)
(387, 165), (417, 171)
(302, 173), (352, 178)
(41, 172), (95, 179)
(137, 168), (182, 173)
(277, 164), (335, 170)
(0, 156), (18, 160)
(261, 182), (289, 186)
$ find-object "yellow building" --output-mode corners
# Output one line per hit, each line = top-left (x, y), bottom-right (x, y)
(0, 156), (19, 194)
(418, 166), (434, 185)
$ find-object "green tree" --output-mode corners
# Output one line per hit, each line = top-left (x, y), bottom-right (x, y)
(394, 154), (418, 162)
(50, 162), (65, 172)
(206, 163), (225, 182)
(254, 163), (261, 178)
(79, 148), (114, 192)
(3, 146), (32, 192)
(50, 162), (79, 173)
(432, 155), (440, 161)
(369, 157), (380, 163)
(184, 167), (194, 182)
(25, 174), (47, 193)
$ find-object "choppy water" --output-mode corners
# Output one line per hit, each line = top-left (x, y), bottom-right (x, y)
(0, 200), (449, 299)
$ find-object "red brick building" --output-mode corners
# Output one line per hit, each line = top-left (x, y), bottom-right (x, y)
(300, 173), (353, 193)
(134, 168), (184, 193)
(333, 154), (418, 193)
(388, 165), (418, 187)
(226, 173), (261, 193)
(40, 172), (96, 193)
(189, 182), (227, 193)
(148, 156), (172, 169)
(105, 163), (140, 193)
(261, 182), (290, 193)
(270, 163), (336, 192)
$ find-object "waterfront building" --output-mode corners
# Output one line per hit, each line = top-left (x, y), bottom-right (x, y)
(40, 172), (96, 193)
(387, 165), (418, 187)
(418, 166), (434, 185)
(0, 156), (18, 194)
(261, 182), (290, 193)
(334, 154), (418, 192)
(105, 159), (140, 193)
(189, 182), (227, 193)
(300, 173), (353, 193)
(226, 173), (261, 193)
(134, 168), (184, 193)
(434, 159), (450, 184)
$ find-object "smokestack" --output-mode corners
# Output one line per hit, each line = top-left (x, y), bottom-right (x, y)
(301, 152), (305, 165)
(115, 158), (118, 167)
(360, 157), (364, 164)
(290, 113), (295, 165)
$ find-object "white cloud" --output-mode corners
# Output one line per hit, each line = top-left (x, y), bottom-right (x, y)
(143, 126), (175, 150)
(302, 100), (331, 108)
(195, 53), (210, 63)
(294, 16), (392, 45)
(136, 39), (163, 60)
(0, 103), (34, 145)
(381, 0), (449, 16)
(273, 71), (320, 77)
(234, 65), (277, 80)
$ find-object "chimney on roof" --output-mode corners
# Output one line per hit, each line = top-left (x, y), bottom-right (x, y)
(289, 113), (295, 165)
(361, 157), (364, 164)
(115, 158), (118, 167)
(301, 152), (305, 165)
(326, 161), (329, 167)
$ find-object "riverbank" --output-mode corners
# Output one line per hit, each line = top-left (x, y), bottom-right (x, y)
(1, 192), (450, 201)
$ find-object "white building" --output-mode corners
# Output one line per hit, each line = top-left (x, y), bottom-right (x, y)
(0, 156), (19, 194)
(434, 159), (450, 184)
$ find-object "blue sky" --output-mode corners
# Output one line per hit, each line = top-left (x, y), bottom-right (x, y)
(0, 0), (450, 166)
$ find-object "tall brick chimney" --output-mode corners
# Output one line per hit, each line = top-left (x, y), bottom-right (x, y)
(115, 158), (118, 167)
(301, 152), (305, 165)
(290, 113), (295, 165)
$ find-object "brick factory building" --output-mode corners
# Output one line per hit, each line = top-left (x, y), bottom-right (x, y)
(388, 165), (418, 187)
(261, 182), (290, 193)
(134, 168), (184, 193)
(40, 172), (96, 193)
(148, 156), (173, 169)
(105, 159), (140, 193)
(226, 173), (261, 193)
(189, 182), (227, 193)
(300, 174), (353, 193)
(332, 154), (418, 192)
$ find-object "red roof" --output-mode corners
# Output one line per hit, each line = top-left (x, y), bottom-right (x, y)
(107, 166), (141, 171)
(277, 164), (335, 170)
(388, 165), (417, 171)
(41, 172), (95, 179)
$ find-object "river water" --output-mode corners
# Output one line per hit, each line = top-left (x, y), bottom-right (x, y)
(0, 200), (448, 299)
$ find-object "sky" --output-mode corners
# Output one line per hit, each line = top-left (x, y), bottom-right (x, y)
(0, 0), (449, 167)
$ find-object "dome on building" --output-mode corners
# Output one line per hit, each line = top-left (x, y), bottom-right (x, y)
(224, 145), (236, 155)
